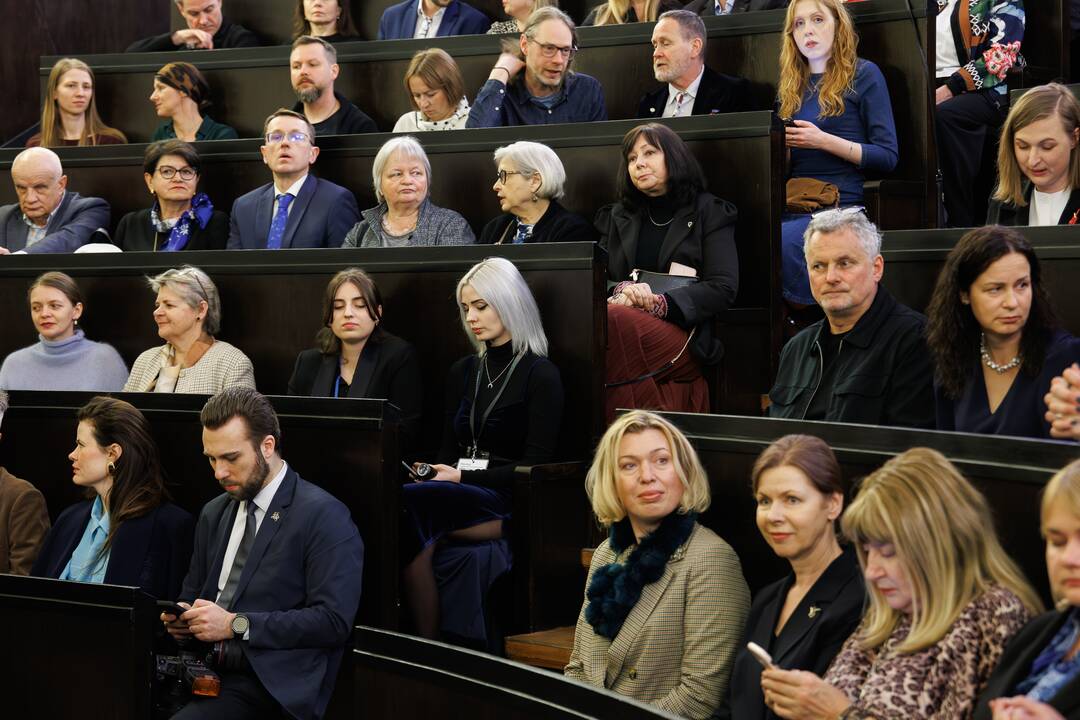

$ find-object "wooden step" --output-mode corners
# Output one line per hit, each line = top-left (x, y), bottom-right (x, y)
(505, 626), (575, 670)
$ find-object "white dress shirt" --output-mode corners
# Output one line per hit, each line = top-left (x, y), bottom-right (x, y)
(272, 175), (308, 220)
(1030, 187), (1071, 227)
(936, 0), (962, 77)
(664, 66), (705, 118)
(216, 460), (289, 602)
(414, 0), (447, 38)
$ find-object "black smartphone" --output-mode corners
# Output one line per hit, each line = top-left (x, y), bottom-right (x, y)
(156, 600), (188, 617)
(782, 117), (797, 128)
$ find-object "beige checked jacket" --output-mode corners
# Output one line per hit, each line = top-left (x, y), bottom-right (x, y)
(124, 340), (256, 394)
(564, 522), (751, 719)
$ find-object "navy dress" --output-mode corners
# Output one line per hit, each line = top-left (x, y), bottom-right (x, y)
(781, 59), (898, 304)
(402, 341), (564, 640)
(935, 331), (1080, 439)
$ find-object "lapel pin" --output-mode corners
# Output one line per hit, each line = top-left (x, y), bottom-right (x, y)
(687, 221), (693, 228)
(808, 605), (821, 619)
(271, 511), (281, 522)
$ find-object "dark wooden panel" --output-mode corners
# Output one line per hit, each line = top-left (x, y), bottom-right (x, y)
(0, 576), (156, 719)
(880, 226), (1080, 338)
(660, 412), (1080, 604)
(1018, 0), (1068, 86)
(0, 392), (401, 629)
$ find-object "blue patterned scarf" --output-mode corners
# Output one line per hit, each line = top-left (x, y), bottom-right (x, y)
(149, 192), (213, 251)
(584, 511), (697, 640)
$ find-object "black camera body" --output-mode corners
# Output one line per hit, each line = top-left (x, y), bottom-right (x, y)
(154, 650), (221, 717)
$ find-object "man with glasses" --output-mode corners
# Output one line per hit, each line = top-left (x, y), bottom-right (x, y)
(467, 6), (607, 128)
(227, 109), (359, 250)
(767, 209), (934, 428)
(378, 0), (489, 40)
(0, 147), (110, 254)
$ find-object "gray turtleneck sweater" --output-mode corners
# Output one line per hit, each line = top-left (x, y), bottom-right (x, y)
(0, 330), (128, 391)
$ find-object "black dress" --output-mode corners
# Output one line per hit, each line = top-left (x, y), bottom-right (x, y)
(287, 331), (423, 453)
(935, 330), (1080, 439)
(723, 548), (865, 720)
(478, 200), (597, 245)
(401, 341), (563, 641)
(113, 208), (229, 252)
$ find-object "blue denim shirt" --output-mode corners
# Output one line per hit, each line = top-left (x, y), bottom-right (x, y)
(466, 72), (607, 128)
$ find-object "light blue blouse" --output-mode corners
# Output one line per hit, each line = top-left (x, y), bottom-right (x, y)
(60, 496), (111, 583)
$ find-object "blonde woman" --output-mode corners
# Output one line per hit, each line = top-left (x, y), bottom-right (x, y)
(582, 0), (682, 25)
(565, 410), (750, 719)
(28, 58), (126, 148)
(988, 83), (1080, 227)
(488, 0), (558, 34)
(761, 447), (1041, 720)
(975, 459), (1080, 719)
(777, 0), (897, 310)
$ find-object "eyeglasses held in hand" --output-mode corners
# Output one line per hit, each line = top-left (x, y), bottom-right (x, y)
(527, 38), (576, 59)
(157, 166), (197, 181)
(265, 130), (311, 145)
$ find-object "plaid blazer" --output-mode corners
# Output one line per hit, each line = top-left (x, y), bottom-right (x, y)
(564, 523), (751, 719)
(124, 340), (256, 394)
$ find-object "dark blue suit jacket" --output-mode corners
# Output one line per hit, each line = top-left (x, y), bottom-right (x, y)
(179, 468), (364, 720)
(226, 174), (359, 250)
(0, 192), (110, 253)
(377, 0), (489, 40)
(30, 500), (194, 600)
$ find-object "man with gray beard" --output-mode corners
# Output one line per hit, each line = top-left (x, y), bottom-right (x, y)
(290, 36), (376, 136)
(637, 10), (749, 118)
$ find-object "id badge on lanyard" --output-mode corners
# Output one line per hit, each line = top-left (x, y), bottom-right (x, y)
(458, 451), (490, 471)
(466, 351), (524, 471)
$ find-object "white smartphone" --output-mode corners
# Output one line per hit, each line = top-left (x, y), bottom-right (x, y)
(746, 641), (775, 669)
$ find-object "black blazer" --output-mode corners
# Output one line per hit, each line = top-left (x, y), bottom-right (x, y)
(595, 192), (739, 365)
(974, 609), (1080, 719)
(723, 548), (865, 720)
(684, 0), (790, 14)
(638, 65), (750, 118)
(986, 184), (1080, 226)
(31, 500), (194, 600)
(113, 208), (229, 252)
(478, 199), (598, 245)
(287, 332), (423, 450)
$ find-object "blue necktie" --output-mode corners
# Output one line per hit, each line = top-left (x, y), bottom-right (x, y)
(266, 193), (294, 249)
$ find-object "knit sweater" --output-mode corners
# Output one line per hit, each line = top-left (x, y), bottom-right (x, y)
(124, 340), (255, 394)
(0, 330), (128, 391)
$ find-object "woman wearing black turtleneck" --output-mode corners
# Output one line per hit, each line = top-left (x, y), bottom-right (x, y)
(596, 123), (739, 422)
(402, 257), (564, 642)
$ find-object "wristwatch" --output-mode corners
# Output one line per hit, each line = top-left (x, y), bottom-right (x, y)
(230, 613), (250, 638)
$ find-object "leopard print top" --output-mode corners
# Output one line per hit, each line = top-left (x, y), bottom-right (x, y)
(824, 585), (1032, 720)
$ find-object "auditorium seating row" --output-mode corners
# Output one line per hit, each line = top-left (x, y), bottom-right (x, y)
(2, 406), (1072, 719)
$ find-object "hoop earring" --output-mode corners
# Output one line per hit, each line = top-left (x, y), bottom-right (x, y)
(107, 461), (116, 475)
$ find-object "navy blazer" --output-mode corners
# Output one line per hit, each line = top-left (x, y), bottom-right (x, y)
(684, 0), (790, 14)
(227, 174), (359, 250)
(723, 548), (865, 720)
(377, 0), (489, 39)
(638, 65), (751, 118)
(0, 192), (110, 253)
(180, 468), (364, 720)
(31, 500), (194, 600)
(974, 609), (1080, 720)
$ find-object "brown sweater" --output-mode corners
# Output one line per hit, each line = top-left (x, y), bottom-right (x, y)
(0, 466), (50, 575)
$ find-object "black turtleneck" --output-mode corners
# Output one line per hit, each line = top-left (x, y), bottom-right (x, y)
(635, 193), (679, 271)
(437, 341), (564, 490)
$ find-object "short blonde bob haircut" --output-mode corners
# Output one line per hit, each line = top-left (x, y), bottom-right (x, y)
(842, 447), (1041, 654)
(993, 82), (1080, 207)
(586, 410), (711, 527)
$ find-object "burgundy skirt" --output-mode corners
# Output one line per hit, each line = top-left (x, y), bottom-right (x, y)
(605, 304), (709, 423)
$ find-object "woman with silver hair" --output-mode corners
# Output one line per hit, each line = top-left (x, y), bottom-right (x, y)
(124, 266), (255, 393)
(403, 257), (564, 643)
(478, 141), (596, 244)
(342, 136), (475, 248)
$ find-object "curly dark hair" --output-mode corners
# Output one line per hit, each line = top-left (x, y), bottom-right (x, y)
(926, 226), (1058, 399)
(616, 123), (705, 210)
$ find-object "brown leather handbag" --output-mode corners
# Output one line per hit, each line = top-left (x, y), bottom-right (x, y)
(785, 177), (839, 213)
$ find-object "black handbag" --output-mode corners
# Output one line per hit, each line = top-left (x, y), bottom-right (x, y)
(631, 269), (698, 294)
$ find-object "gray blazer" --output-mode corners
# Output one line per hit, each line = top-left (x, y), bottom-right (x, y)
(0, 192), (110, 253)
(343, 198), (475, 248)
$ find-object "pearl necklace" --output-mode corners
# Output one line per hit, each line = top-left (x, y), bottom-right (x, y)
(980, 333), (1022, 374)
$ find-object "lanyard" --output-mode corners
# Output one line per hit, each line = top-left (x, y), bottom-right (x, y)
(333, 374), (345, 398)
(468, 351), (525, 457)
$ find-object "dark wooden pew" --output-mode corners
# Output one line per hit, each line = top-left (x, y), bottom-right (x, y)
(1016, 0), (1069, 87)
(0, 243), (607, 454)
(0, 576), (158, 720)
(880, 226), (1080, 335)
(659, 412), (1080, 603)
(0, 391), (402, 629)
(345, 626), (681, 719)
